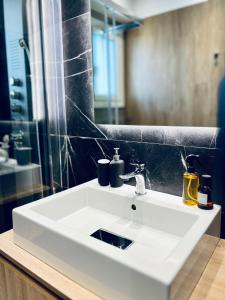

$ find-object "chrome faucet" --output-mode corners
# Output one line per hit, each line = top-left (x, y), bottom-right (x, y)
(120, 163), (146, 195)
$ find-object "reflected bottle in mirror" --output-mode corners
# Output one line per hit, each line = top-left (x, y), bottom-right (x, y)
(15, 147), (32, 166)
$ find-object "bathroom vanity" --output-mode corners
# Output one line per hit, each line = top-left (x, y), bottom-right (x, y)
(1, 179), (220, 300)
(1, 230), (225, 300)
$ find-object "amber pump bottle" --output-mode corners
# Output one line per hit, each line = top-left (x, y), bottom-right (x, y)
(182, 154), (200, 206)
(198, 175), (213, 210)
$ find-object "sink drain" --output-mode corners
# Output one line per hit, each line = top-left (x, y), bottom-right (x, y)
(90, 229), (134, 250)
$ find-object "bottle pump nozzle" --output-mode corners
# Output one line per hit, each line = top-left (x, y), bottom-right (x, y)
(185, 154), (200, 173)
(113, 148), (120, 161)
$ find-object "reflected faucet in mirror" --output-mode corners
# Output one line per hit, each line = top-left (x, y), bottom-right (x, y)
(0, 135), (10, 165)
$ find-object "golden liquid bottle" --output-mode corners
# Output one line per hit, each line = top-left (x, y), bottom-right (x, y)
(182, 154), (200, 206)
(183, 171), (199, 206)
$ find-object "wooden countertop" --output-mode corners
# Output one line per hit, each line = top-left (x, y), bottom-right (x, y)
(190, 239), (225, 300)
(0, 230), (225, 300)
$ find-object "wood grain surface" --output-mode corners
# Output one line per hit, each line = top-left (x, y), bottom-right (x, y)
(125, 0), (225, 126)
(190, 239), (225, 300)
(0, 256), (58, 300)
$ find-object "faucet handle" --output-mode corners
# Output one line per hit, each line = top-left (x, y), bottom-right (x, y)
(130, 163), (145, 171)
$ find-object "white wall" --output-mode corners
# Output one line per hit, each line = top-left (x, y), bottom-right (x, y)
(107, 0), (208, 19)
(131, 0), (208, 19)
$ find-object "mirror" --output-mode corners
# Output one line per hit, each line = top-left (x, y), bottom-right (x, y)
(91, 0), (225, 127)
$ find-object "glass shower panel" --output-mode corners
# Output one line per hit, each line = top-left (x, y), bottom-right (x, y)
(40, 0), (69, 192)
(0, 0), (52, 233)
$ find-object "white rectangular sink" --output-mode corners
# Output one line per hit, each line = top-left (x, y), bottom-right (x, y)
(13, 180), (221, 300)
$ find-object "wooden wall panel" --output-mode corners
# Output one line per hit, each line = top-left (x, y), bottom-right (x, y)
(125, 0), (225, 126)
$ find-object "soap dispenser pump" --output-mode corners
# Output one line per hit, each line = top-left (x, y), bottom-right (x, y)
(109, 148), (125, 188)
(182, 154), (200, 206)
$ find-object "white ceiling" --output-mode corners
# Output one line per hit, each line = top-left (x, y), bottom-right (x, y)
(109, 0), (208, 19)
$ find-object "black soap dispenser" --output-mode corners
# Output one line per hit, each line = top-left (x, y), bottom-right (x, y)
(109, 148), (125, 187)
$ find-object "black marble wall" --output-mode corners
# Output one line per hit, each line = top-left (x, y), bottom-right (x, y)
(57, 0), (225, 235)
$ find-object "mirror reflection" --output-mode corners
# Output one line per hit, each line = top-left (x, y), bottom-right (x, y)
(91, 0), (225, 126)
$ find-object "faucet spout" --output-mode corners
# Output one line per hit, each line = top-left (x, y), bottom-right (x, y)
(120, 164), (146, 196)
(120, 171), (138, 180)
(134, 174), (146, 195)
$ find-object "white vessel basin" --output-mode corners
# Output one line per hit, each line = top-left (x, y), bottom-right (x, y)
(13, 180), (221, 300)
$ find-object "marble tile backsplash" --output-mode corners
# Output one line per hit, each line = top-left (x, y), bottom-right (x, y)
(55, 135), (222, 203)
